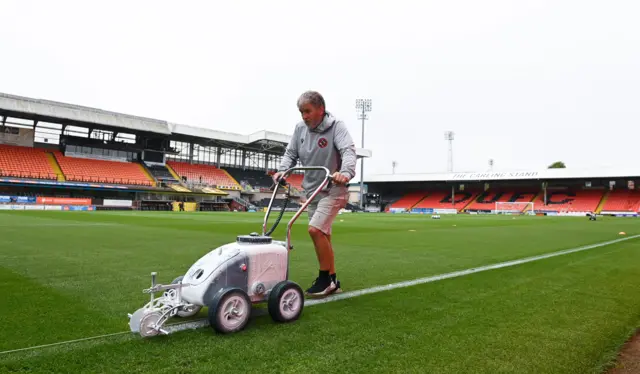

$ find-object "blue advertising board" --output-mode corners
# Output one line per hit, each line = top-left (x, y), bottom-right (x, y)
(411, 208), (434, 214)
(0, 195), (36, 203)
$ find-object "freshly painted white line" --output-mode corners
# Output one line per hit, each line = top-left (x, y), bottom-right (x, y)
(1, 234), (638, 355)
(1, 223), (122, 227)
(0, 331), (130, 356)
(0, 319), (206, 356)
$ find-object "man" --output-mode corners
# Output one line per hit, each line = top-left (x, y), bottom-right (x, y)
(273, 91), (357, 297)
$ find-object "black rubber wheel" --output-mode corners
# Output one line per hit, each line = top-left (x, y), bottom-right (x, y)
(208, 288), (252, 334)
(172, 276), (184, 283)
(268, 280), (304, 323)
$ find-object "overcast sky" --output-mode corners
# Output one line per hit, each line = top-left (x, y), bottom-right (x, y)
(1, 0), (639, 180)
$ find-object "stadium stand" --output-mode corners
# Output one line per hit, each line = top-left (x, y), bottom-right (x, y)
(225, 167), (273, 191)
(388, 191), (427, 210)
(5, 91), (640, 216)
(255, 198), (301, 210)
(286, 173), (304, 191)
(383, 188), (631, 215)
(413, 190), (479, 211)
(0, 144), (57, 180)
(53, 151), (154, 186)
(166, 161), (241, 190)
(601, 190), (640, 212)
(533, 189), (604, 213)
(465, 189), (538, 211)
(222, 168), (304, 195)
(144, 163), (178, 183)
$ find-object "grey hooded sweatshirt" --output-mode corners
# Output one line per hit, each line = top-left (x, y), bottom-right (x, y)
(278, 112), (357, 195)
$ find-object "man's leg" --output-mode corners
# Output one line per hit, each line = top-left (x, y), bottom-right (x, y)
(305, 196), (335, 295)
(306, 198), (329, 269)
(305, 189), (347, 296)
(327, 233), (334, 274)
(324, 232), (340, 290)
(308, 226), (333, 273)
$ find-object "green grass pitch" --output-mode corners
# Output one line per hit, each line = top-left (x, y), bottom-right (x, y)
(0, 210), (639, 373)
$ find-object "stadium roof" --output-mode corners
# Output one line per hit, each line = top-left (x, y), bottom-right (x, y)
(0, 92), (372, 158)
(0, 92), (171, 135)
(365, 166), (640, 183)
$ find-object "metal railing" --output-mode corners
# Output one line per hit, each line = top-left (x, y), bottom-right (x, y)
(63, 174), (156, 186)
(0, 169), (156, 187)
(0, 170), (58, 180)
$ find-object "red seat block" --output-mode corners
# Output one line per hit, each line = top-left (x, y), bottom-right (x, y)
(54, 152), (153, 186)
(0, 144), (57, 180)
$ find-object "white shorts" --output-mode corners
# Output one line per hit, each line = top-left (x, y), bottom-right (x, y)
(307, 187), (348, 235)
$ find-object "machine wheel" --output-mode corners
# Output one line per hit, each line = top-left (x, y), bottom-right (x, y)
(177, 304), (202, 318)
(172, 276), (184, 283)
(139, 311), (163, 338)
(168, 276), (202, 318)
(268, 280), (304, 323)
(208, 288), (252, 334)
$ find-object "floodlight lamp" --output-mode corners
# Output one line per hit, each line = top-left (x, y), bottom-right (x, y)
(444, 131), (455, 140)
(355, 98), (372, 112)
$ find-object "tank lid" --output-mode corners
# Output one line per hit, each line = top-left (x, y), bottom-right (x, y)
(236, 232), (272, 244)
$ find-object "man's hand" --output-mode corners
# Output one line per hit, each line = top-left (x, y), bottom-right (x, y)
(272, 171), (284, 185)
(331, 172), (349, 185)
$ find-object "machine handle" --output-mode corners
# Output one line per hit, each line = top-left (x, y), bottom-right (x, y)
(282, 167), (336, 252)
(262, 166), (334, 238)
(275, 166), (333, 185)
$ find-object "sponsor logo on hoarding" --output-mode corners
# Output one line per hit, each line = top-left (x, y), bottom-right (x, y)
(62, 205), (95, 211)
(389, 208), (406, 213)
(37, 197), (92, 205)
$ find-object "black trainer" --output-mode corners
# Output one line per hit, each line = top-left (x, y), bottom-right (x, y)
(331, 273), (343, 294)
(306, 271), (336, 297)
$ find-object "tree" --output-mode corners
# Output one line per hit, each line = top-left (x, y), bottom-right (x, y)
(548, 161), (566, 169)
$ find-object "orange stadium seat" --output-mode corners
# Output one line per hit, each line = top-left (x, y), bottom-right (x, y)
(602, 190), (640, 212)
(534, 189), (603, 212)
(413, 190), (479, 211)
(0, 144), (57, 180)
(286, 173), (304, 191)
(167, 161), (240, 190)
(54, 152), (153, 186)
(389, 191), (427, 210)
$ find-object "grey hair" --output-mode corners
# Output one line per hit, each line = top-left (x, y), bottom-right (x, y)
(297, 91), (325, 110)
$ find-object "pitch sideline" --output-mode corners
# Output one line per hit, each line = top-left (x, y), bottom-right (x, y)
(1, 233), (639, 356)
